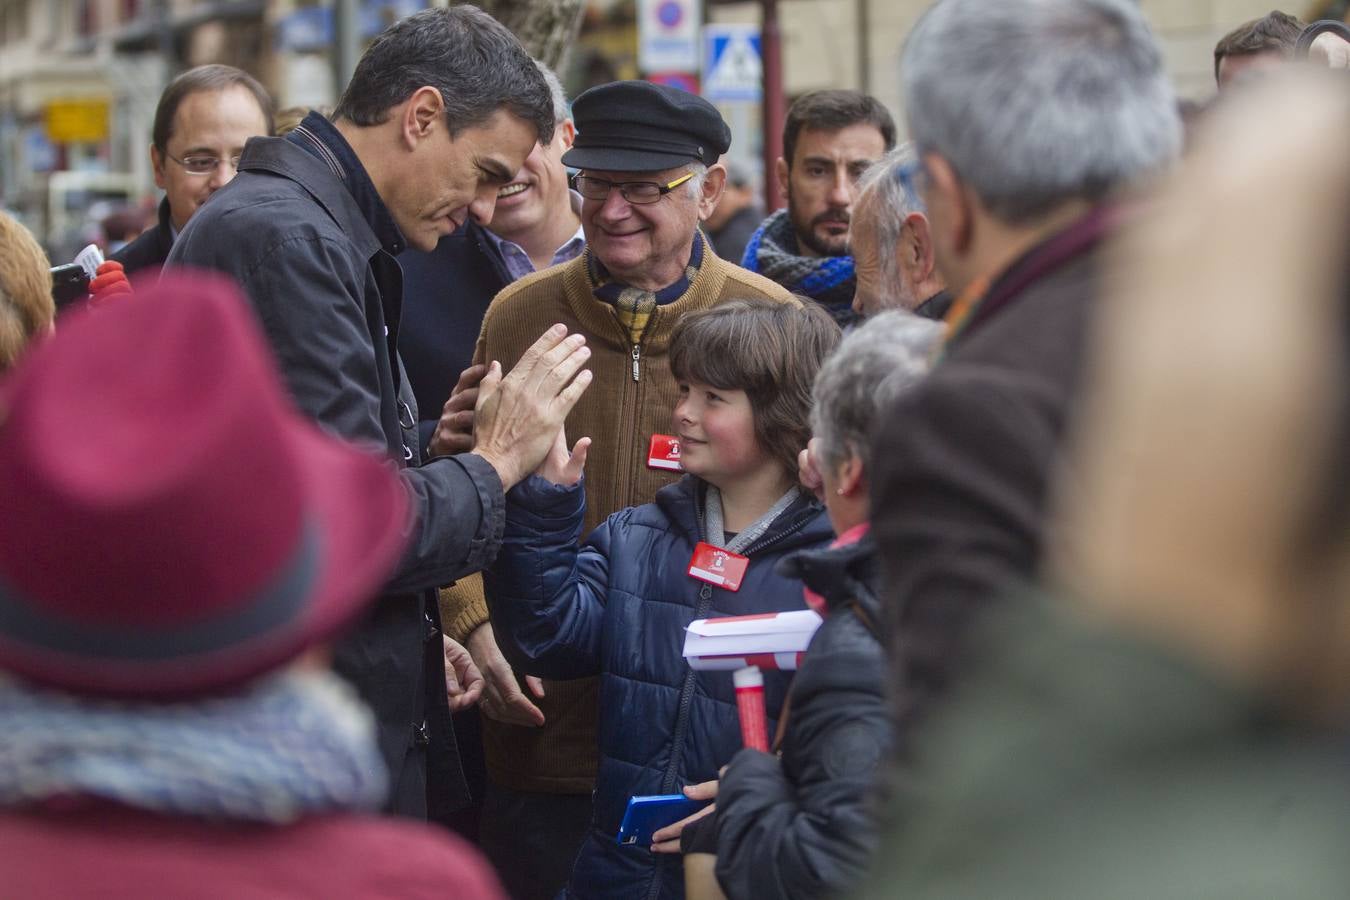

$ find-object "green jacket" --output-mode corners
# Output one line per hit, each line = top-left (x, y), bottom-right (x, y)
(859, 594), (1350, 899)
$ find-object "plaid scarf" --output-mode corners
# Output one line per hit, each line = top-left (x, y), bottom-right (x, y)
(741, 209), (858, 326)
(0, 670), (386, 823)
(589, 233), (706, 346)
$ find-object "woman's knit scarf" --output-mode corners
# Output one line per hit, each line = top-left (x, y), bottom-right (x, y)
(0, 670), (386, 823)
(741, 209), (857, 325)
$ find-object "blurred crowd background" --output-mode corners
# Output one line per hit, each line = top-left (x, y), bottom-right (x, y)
(2, 0), (1347, 263)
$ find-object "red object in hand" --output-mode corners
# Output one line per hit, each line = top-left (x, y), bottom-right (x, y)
(89, 260), (132, 305)
(733, 665), (769, 752)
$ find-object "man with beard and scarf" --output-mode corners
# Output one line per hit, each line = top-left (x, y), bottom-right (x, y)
(742, 90), (894, 326)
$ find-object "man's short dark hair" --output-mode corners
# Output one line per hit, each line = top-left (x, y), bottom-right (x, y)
(1214, 10), (1306, 80)
(782, 90), (896, 169)
(332, 6), (554, 146)
(152, 65), (275, 153)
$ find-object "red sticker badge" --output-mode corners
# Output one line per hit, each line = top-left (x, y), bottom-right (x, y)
(688, 542), (749, 592)
(647, 434), (683, 471)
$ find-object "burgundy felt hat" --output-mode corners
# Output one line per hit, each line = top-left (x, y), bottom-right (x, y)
(0, 271), (411, 699)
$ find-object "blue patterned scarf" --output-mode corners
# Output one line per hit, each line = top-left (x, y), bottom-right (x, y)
(0, 670), (387, 823)
(741, 209), (858, 326)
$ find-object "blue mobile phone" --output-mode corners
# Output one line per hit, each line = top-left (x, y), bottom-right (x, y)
(616, 794), (707, 846)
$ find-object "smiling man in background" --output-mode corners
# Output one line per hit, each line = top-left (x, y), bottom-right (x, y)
(113, 64), (273, 275)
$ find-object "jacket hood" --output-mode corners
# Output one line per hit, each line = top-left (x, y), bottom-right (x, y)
(776, 535), (881, 624)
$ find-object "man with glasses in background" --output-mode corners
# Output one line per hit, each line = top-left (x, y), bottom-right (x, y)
(428, 79), (793, 900)
(113, 65), (274, 275)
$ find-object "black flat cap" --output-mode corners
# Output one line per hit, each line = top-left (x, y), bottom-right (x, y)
(562, 81), (732, 173)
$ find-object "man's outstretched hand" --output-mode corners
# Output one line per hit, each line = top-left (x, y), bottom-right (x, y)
(473, 324), (592, 491)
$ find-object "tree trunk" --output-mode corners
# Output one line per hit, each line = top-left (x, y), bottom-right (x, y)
(472, 0), (587, 72)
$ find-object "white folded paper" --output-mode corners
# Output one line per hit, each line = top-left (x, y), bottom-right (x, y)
(683, 609), (822, 671)
(74, 243), (105, 279)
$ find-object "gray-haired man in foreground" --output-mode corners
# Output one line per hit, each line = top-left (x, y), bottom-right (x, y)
(869, 0), (1181, 734)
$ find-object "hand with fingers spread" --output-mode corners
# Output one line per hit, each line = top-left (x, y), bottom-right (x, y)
(650, 776), (721, 854)
(429, 364), (489, 458)
(466, 622), (547, 727)
(443, 635), (484, 713)
(472, 324), (593, 490)
(535, 427), (591, 487)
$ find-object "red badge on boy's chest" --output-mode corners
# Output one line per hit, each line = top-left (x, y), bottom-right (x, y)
(688, 542), (749, 592)
(647, 434), (683, 471)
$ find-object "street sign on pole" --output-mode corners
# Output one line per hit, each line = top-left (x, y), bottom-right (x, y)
(639, 0), (701, 74)
(702, 24), (762, 103)
(45, 99), (110, 144)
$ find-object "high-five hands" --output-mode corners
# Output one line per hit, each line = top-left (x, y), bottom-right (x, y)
(471, 325), (593, 491)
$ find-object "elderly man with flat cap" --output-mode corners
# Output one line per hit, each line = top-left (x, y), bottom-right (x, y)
(429, 80), (793, 900)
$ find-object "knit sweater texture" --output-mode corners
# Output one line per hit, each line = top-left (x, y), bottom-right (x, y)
(440, 247), (794, 792)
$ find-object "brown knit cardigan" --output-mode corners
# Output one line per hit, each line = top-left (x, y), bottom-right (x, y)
(440, 245), (795, 793)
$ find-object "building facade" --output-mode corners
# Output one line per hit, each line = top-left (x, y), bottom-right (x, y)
(1, 0), (1337, 256)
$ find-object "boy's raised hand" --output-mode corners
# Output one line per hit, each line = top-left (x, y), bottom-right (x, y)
(535, 426), (591, 486)
(472, 325), (593, 490)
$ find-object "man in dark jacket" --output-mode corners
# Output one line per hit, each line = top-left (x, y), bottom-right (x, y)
(166, 7), (593, 822)
(114, 65), (273, 275)
(870, 0), (1182, 741)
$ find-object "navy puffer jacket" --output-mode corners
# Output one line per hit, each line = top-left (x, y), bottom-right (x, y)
(486, 474), (832, 900)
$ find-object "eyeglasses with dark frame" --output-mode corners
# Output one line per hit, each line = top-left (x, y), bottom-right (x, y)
(572, 172), (696, 205)
(166, 153), (243, 176)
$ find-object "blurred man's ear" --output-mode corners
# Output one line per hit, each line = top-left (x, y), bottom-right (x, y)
(922, 153), (971, 256)
(558, 119), (576, 150)
(151, 143), (167, 191)
(899, 211), (938, 285)
(775, 156), (789, 201)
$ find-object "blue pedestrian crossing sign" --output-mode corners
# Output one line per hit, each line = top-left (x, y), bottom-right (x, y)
(702, 24), (762, 102)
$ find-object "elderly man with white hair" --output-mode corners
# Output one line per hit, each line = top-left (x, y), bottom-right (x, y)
(868, 0), (1182, 737)
(849, 143), (951, 320)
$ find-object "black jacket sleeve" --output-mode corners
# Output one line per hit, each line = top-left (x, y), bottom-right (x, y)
(176, 222), (503, 592)
(713, 626), (891, 900)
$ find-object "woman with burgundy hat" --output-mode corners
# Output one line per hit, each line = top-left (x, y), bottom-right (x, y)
(0, 273), (503, 899)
